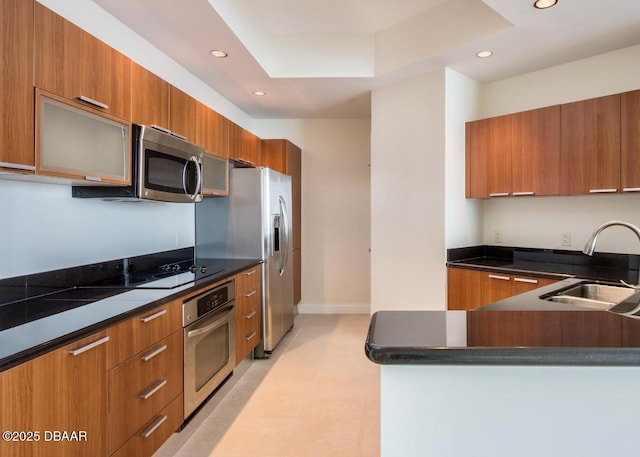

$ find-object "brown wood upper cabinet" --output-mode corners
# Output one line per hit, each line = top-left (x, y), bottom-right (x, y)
(466, 106), (561, 198)
(561, 94), (620, 195)
(512, 106), (561, 196)
(466, 114), (512, 198)
(169, 86), (197, 142)
(131, 63), (170, 129)
(621, 89), (640, 192)
(196, 102), (229, 158)
(0, 0), (35, 173)
(229, 122), (261, 167)
(34, 3), (131, 121)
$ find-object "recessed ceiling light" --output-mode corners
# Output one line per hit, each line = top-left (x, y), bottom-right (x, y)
(534, 0), (557, 9)
(252, 91), (266, 96)
(476, 50), (493, 58)
(209, 49), (228, 58)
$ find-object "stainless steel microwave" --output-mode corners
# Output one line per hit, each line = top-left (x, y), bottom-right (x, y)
(73, 125), (204, 203)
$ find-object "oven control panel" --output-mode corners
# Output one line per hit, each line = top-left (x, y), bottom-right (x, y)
(182, 280), (235, 326)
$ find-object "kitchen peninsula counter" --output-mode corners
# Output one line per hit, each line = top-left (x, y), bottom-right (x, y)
(367, 307), (640, 457)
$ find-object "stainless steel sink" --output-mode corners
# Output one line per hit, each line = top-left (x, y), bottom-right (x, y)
(548, 295), (616, 310)
(559, 283), (636, 303)
(544, 282), (637, 310)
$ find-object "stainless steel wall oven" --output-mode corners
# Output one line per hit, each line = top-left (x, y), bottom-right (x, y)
(182, 281), (236, 419)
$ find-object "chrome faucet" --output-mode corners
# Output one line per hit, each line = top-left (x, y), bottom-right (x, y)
(583, 220), (640, 285)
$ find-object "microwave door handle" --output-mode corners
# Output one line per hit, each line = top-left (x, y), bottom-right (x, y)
(182, 157), (202, 198)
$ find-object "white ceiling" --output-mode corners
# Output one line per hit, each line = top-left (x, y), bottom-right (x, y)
(92, 0), (640, 119)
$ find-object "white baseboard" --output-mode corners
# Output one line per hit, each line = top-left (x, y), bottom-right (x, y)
(296, 303), (370, 314)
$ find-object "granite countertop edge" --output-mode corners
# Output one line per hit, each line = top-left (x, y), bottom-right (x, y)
(365, 310), (640, 367)
(0, 259), (261, 372)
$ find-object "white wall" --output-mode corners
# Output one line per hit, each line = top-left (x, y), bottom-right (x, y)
(444, 69), (483, 249)
(0, 180), (194, 278)
(255, 119), (371, 313)
(478, 44), (640, 254)
(370, 70), (447, 312)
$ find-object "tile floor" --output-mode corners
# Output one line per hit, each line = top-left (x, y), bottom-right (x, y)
(155, 313), (380, 457)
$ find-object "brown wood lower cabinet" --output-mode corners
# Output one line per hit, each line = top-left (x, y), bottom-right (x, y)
(468, 310), (627, 347)
(106, 301), (183, 456)
(0, 331), (109, 457)
(447, 267), (558, 310)
(107, 330), (183, 455)
(111, 394), (183, 457)
(235, 265), (262, 363)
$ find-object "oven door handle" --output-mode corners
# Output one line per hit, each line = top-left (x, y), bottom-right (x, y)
(186, 305), (234, 339)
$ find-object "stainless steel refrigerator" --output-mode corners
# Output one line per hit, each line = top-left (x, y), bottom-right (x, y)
(195, 167), (294, 357)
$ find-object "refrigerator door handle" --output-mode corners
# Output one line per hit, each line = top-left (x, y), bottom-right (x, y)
(278, 196), (290, 276)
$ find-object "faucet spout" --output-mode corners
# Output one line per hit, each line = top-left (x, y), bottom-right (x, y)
(583, 220), (640, 285)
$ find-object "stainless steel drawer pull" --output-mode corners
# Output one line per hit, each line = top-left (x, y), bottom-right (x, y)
(244, 331), (257, 342)
(0, 161), (36, 171)
(488, 274), (510, 281)
(68, 336), (109, 356)
(140, 379), (167, 400)
(244, 290), (257, 298)
(140, 414), (167, 439)
(84, 176), (102, 182)
(514, 278), (538, 284)
(244, 310), (257, 319)
(140, 309), (167, 323)
(589, 188), (617, 194)
(623, 187), (640, 192)
(512, 191), (534, 196)
(141, 344), (168, 362)
(77, 95), (108, 109)
(489, 192), (509, 197)
(245, 269), (257, 276)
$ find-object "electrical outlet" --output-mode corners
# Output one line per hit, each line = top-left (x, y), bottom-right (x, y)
(494, 230), (503, 244)
(561, 231), (571, 247)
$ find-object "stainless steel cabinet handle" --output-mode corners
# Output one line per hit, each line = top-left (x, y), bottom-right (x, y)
(84, 176), (102, 182)
(488, 274), (510, 281)
(140, 379), (167, 400)
(244, 331), (257, 342)
(140, 309), (167, 323)
(623, 187), (640, 192)
(513, 191), (535, 196)
(589, 188), (617, 194)
(0, 161), (36, 171)
(489, 192), (509, 197)
(68, 336), (109, 356)
(514, 277), (538, 284)
(244, 289), (257, 298)
(236, 158), (255, 167)
(244, 310), (257, 319)
(140, 414), (167, 438)
(245, 269), (257, 276)
(141, 344), (168, 362)
(77, 95), (108, 109)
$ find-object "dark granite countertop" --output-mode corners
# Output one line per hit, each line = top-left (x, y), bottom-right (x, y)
(447, 245), (640, 283)
(0, 253), (261, 372)
(365, 310), (640, 366)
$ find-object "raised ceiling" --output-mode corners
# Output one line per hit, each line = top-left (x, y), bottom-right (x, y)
(92, 0), (640, 118)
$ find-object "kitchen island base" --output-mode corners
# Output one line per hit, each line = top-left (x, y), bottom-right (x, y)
(381, 364), (640, 457)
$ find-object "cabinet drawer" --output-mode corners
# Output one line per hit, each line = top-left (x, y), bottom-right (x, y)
(111, 393), (183, 457)
(236, 283), (260, 317)
(236, 311), (261, 362)
(236, 265), (261, 294)
(107, 300), (182, 368)
(107, 331), (183, 455)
